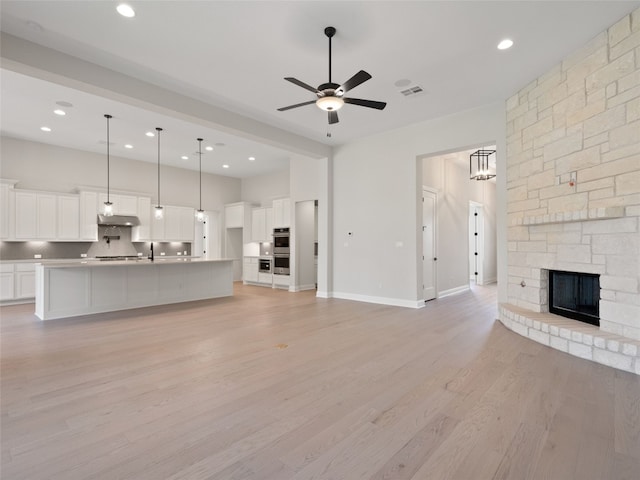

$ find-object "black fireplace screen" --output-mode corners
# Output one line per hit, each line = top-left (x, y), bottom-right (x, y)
(549, 270), (600, 326)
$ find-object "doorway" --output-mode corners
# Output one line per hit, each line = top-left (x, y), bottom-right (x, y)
(422, 187), (437, 301)
(193, 211), (221, 259)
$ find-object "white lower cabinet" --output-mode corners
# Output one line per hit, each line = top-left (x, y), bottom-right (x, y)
(15, 264), (36, 298)
(243, 257), (258, 283)
(0, 263), (36, 302)
(0, 265), (15, 301)
(258, 272), (273, 285)
(273, 274), (290, 288)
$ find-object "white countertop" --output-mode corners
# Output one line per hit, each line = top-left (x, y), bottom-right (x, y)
(1, 256), (202, 264)
(36, 258), (234, 268)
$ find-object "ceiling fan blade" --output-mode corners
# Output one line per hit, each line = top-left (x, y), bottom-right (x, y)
(328, 110), (339, 124)
(277, 100), (317, 112)
(337, 70), (372, 94)
(284, 77), (320, 93)
(344, 97), (387, 110)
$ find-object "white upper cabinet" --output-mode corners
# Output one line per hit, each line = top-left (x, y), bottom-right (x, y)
(273, 198), (291, 228)
(57, 195), (80, 240)
(251, 208), (265, 242)
(98, 193), (138, 216)
(15, 191), (74, 240)
(225, 203), (245, 228)
(0, 183), (10, 239)
(151, 205), (194, 242)
(79, 191), (98, 241)
(251, 207), (274, 242)
(132, 197), (151, 241)
(36, 194), (57, 239)
(14, 191), (37, 239)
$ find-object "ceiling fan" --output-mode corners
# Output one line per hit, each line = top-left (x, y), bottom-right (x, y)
(278, 26), (387, 125)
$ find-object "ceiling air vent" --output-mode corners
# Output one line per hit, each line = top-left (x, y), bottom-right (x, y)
(399, 85), (425, 97)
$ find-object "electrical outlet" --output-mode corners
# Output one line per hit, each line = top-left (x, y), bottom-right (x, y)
(80, 253), (87, 258)
(34, 254), (42, 259)
(160, 252), (165, 256)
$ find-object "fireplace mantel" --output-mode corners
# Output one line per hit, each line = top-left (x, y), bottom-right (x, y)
(510, 207), (625, 226)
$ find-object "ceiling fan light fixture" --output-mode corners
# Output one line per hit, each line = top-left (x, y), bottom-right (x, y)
(316, 96), (344, 112)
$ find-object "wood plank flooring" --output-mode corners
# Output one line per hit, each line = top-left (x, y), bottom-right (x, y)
(1, 283), (639, 479)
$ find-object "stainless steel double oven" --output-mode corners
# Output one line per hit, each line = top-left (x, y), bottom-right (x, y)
(273, 227), (290, 275)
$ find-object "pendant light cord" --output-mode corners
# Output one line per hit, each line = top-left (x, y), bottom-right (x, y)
(105, 114), (112, 203)
(197, 138), (203, 211)
(156, 127), (162, 206)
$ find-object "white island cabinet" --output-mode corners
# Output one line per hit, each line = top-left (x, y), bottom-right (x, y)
(35, 258), (233, 320)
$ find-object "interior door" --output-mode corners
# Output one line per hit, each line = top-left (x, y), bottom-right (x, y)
(422, 188), (437, 301)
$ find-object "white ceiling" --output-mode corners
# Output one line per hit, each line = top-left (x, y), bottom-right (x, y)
(1, 1), (638, 178)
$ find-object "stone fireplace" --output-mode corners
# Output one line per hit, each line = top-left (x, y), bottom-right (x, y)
(548, 270), (600, 326)
(499, 10), (640, 374)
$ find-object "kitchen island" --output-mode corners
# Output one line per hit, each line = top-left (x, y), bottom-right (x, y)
(35, 258), (233, 320)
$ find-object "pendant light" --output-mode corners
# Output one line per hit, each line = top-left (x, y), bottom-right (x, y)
(469, 149), (496, 181)
(154, 127), (164, 219)
(103, 114), (114, 216)
(195, 138), (205, 222)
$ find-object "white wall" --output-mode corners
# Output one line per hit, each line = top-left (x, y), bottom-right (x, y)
(241, 169), (290, 206)
(332, 102), (506, 307)
(1, 136), (240, 210)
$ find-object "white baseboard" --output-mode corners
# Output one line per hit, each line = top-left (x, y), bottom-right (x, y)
(438, 285), (470, 298)
(290, 284), (316, 292)
(316, 290), (330, 298)
(480, 277), (497, 285)
(332, 291), (425, 309)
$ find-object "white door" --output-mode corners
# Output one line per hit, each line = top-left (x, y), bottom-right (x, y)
(422, 188), (437, 301)
(469, 202), (484, 285)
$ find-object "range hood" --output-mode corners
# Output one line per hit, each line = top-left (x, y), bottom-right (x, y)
(97, 214), (140, 226)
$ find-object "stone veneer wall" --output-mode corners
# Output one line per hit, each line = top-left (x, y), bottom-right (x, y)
(502, 8), (640, 367)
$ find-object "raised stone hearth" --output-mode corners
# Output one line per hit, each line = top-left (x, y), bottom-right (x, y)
(502, 10), (640, 374)
(500, 304), (640, 374)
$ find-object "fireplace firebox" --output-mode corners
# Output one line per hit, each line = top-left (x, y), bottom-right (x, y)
(549, 270), (600, 326)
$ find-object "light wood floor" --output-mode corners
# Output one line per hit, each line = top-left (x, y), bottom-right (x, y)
(1, 284), (639, 480)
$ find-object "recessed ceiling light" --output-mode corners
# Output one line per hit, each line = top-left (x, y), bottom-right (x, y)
(248, 156), (255, 161)
(40, 126), (51, 132)
(181, 156), (189, 160)
(205, 146), (213, 151)
(116, 4), (135, 18)
(124, 144), (133, 149)
(497, 39), (514, 50)
(145, 131), (155, 137)
(56, 101), (73, 108)
(53, 109), (66, 116)
(222, 164), (229, 169)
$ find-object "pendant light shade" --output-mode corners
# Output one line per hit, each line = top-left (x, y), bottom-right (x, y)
(103, 114), (114, 216)
(195, 138), (205, 222)
(469, 149), (496, 181)
(154, 127), (164, 219)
